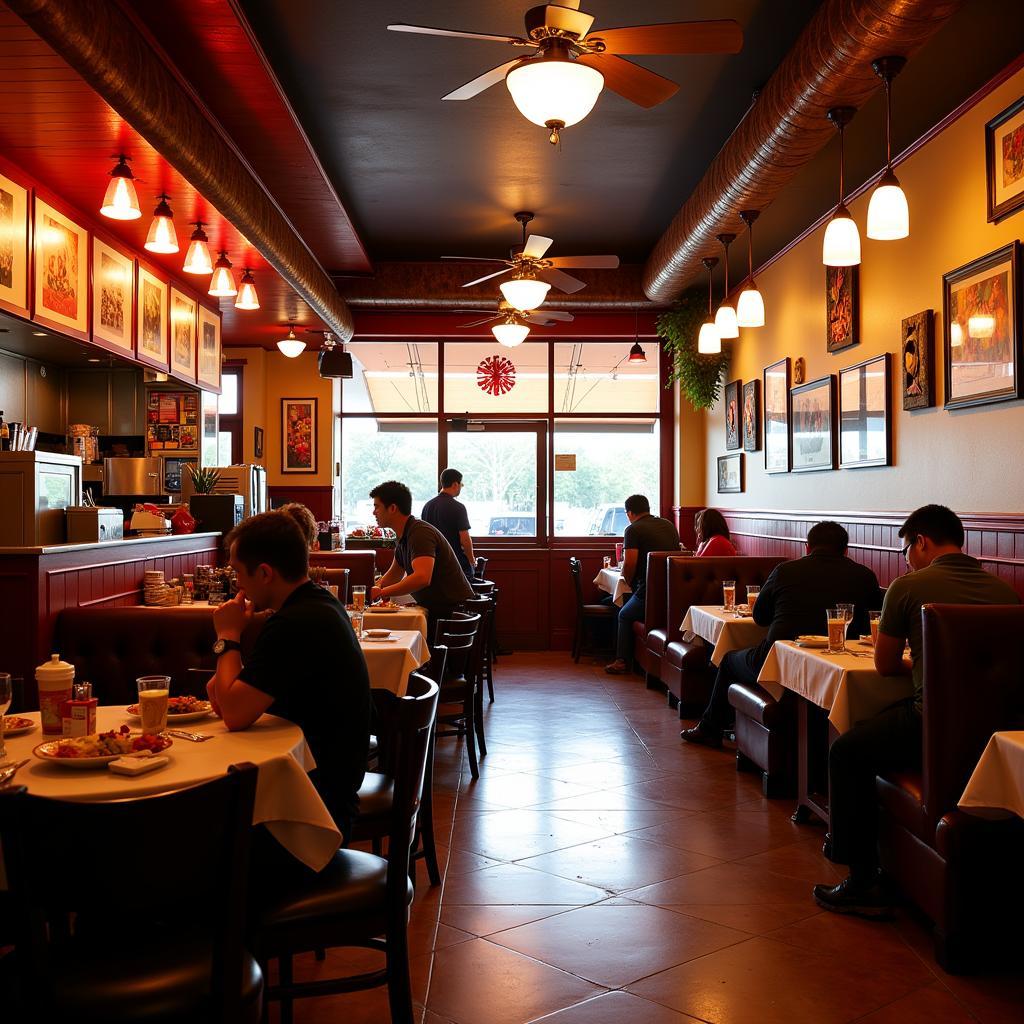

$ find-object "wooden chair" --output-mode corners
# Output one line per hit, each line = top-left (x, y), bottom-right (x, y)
(473, 555), (488, 580)
(0, 765), (262, 1024)
(568, 556), (615, 663)
(251, 674), (439, 1024)
(471, 580), (498, 698)
(434, 614), (482, 778)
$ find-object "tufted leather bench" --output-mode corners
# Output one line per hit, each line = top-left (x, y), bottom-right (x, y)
(309, 550), (376, 591)
(635, 552), (687, 685)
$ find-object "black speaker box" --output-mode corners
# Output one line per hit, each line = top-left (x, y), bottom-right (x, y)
(318, 348), (353, 378)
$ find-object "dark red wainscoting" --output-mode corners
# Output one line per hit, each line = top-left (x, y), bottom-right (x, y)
(268, 486), (334, 522)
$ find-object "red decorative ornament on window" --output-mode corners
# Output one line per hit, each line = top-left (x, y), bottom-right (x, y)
(476, 354), (517, 397)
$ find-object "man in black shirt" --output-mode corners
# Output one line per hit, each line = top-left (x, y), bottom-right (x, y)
(208, 509), (370, 844)
(421, 467), (476, 581)
(605, 494), (680, 675)
(681, 520), (882, 747)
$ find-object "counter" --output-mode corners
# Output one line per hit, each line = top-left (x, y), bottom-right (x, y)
(0, 532), (221, 555)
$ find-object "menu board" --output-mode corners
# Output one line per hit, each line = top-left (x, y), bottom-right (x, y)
(146, 391), (199, 450)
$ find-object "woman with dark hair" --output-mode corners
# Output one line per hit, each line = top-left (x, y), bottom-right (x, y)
(695, 508), (737, 557)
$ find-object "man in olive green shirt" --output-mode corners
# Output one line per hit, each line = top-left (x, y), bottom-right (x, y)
(815, 505), (1019, 918)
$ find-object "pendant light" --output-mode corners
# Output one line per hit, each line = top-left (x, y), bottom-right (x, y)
(628, 341), (646, 362)
(144, 193), (179, 254)
(736, 210), (765, 328)
(234, 269), (260, 310)
(100, 154), (141, 220)
(698, 257), (721, 354)
(867, 56), (909, 241)
(492, 321), (530, 347)
(208, 251), (237, 297)
(183, 222), (213, 275)
(277, 325), (306, 358)
(500, 270), (551, 312)
(822, 107), (861, 267)
(714, 233), (739, 339)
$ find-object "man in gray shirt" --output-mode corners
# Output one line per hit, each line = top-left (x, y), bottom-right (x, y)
(421, 468), (476, 581)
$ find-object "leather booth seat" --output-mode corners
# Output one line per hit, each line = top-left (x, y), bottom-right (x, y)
(728, 680), (796, 796)
(309, 551), (376, 591)
(635, 552), (685, 684)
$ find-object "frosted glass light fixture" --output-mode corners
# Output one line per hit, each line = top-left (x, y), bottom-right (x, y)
(736, 210), (765, 327)
(277, 326), (306, 358)
(492, 321), (530, 347)
(500, 274), (551, 312)
(234, 269), (260, 310)
(866, 56), (910, 241)
(100, 154), (141, 220)
(144, 194), (179, 254)
(714, 232), (739, 339)
(822, 107), (861, 267)
(183, 222), (213, 275)
(698, 256), (721, 355)
(208, 251), (237, 297)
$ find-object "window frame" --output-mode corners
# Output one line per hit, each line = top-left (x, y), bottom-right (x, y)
(219, 365), (243, 465)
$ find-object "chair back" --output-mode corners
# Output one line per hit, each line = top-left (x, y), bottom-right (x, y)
(471, 580), (495, 596)
(921, 603), (1024, 831)
(474, 556), (488, 580)
(420, 643), (448, 687)
(568, 556), (585, 614)
(310, 567), (350, 605)
(0, 764), (258, 1016)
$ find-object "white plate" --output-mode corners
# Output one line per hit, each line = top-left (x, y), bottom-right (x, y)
(795, 635), (829, 649)
(124, 702), (214, 724)
(364, 628), (392, 638)
(2, 716), (36, 737)
(34, 735), (173, 768)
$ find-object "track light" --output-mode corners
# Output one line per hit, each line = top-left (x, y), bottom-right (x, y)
(100, 154), (141, 220)
(823, 107), (861, 267)
(698, 257), (721, 354)
(234, 269), (260, 310)
(866, 56), (909, 241)
(183, 222), (213, 274)
(208, 251), (237, 297)
(144, 194), (179, 254)
(277, 326), (306, 358)
(736, 210), (765, 328)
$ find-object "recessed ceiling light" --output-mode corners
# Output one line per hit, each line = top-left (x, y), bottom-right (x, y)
(87, 358), (102, 363)
(32, 331), (47, 337)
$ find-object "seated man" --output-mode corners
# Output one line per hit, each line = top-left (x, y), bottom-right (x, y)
(605, 494), (680, 675)
(208, 509), (371, 845)
(369, 479), (474, 641)
(681, 520), (881, 747)
(814, 504), (1019, 917)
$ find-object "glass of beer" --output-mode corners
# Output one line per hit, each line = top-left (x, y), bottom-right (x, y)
(723, 580), (737, 611)
(826, 610), (847, 654)
(137, 675), (170, 735)
(352, 585), (367, 611)
(746, 585), (760, 612)
(868, 610), (882, 645)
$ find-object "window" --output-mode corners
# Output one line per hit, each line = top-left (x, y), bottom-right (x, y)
(555, 343), (658, 413)
(218, 367), (242, 464)
(342, 342), (437, 413)
(443, 342), (548, 413)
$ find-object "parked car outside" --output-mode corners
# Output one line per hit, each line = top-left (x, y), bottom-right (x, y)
(488, 515), (535, 536)
(589, 505), (629, 537)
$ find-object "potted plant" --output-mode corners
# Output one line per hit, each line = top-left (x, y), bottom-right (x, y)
(657, 288), (730, 410)
(186, 465), (241, 534)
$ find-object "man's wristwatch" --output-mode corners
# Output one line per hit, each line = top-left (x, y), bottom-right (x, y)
(213, 638), (242, 657)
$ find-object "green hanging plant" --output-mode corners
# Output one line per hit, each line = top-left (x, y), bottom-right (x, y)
(658, 288), (730, 411)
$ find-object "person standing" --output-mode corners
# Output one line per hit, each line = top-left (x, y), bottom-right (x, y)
(605, 494), (680, 675)
(421, 468), (476, 581)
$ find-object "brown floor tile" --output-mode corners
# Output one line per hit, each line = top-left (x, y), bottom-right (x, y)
(854, 983), (979, 1023)
(625, 860), (814, 908)
(737, 840), (846, 883)
(536, 789), (691, 813)
(531, 759), (673, 789)
(440, 861), (610, 905)
(662, 902), (820, 935)
(938, 970), (1024, 1024)
(439, 904), (578, 937)
(525, 989), (703, 1022)
(456, 772), (601, 809)
(447, 808), (615, 862)
(549, 807), (688, 833)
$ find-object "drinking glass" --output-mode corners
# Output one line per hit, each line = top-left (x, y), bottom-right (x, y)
(746, 585), (760, 612)
(826, 609), (847, 653)
(0, 673), (12, 760)
(868, 610), (882, 645)
(722, 580), (737, 611)
(837, 603), (855, 634)
(352, 609), (364, 639)
(137, 675), (170, 735)
(602, 556), (612, 569)
(352, 585), (367, 612)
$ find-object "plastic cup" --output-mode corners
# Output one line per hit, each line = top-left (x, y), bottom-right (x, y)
(723, 581), (736, 611)
(826, 610), (847, 654)
(137, 675), (170, 735)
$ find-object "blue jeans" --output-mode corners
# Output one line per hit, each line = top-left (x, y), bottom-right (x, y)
(616, 593), (645, 661)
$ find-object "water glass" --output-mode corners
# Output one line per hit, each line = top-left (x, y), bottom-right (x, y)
(352, 609), (364, 639)
(0, 673), (11, 760)
(868, 610), (882, 645)
(137, 675), (170, 735)
(602, 556), (612, 569)
(352, 585), (367, 611)
(746, 585), (760, 612)
(826, 609), (847, 654)
(722, 580), (737, 611)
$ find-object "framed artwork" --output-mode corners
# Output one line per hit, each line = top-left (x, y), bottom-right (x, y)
(742, 379), (760, 452)
(90, 236), (134, 356)
(281, 397), (317, 474)
(197, 304), (222, 392)
(0, 169), (29, 318)
(764, 358), (791, 473)
(839, 353), (891, 469)
(943, 242), (1021, 409)
(254, 426), (265, 460)
(169, 286), (197, 383)
(136, 264), (169, 370)
(902, 309), (934, 410)
(717, 453), (743, 494)
(790, 375), (835, 473)
(986, 96), (1024, 223)
(724, 378), (741, 450)
(33, 197), (89, 341)
(826, 264), (858, 353)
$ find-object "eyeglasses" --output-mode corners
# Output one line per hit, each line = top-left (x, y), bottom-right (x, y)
(900, 538), (917, 559)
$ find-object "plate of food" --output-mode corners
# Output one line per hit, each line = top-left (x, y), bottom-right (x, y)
(794, 635), (829, 649)
(364, 628), (392, 639)
(124, 695), (213, 723)
(34, 727), (172, 768)
(2, 715), (36, 737)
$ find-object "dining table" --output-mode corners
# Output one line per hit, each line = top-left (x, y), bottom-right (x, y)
(359, 628), (429, 697)
(680, 604), (768, 666)
(594, 565), (631, 607)
(356, 604), (428, 639)
(958, 730), (1024, 821)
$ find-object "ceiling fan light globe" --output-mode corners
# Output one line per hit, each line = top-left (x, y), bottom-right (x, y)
(492, 322), (530, 347)
(714, 302), (739, 339)
(866, 171), (909, 240)
(736, 285), (765, 328)
(697, 320), (721, 354)
(500, 278), (550, 311)
(822, 206), (861, 266)
(505, 58), (604, 130)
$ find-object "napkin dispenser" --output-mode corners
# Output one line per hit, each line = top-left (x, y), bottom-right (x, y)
(66, 506), (124, 543)
(130, 508), (171, 535)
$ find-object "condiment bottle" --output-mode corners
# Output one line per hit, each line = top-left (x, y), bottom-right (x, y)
(37, 653), (75, 735)
(182, 573), (194, 604)
(61, 681), (98, 737)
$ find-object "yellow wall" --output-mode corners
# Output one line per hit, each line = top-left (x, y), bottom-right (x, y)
(700, 64), (1024, 514)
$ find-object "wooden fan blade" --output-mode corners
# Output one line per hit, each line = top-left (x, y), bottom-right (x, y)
(582, 20), (743, 56)
(444, 58), (525, 101)
(525, 310), (574, 324)
(522, 234), (553, 259)
(576, 53), (678, 108)
(441, 256), (512, 263)
(388, 24), (529, 46)
(460, 315), (501, 328)
(542, 6), (594, 37)
(537, 267), (587, 294)
(463, 267), (514, 288)
(546, 255), (620, 269)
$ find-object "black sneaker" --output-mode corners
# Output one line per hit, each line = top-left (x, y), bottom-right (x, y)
(813, 876), (893, 919)
(679, 724), (723, 749)
(822, 833), (834, 861)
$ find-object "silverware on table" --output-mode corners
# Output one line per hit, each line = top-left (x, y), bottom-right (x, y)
(0, 759), (29, 786)
(166, 729), (214, 742)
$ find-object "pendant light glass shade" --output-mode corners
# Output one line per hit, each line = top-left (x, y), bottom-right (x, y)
(500, 276), (550, 312)
(144, 195), (179, 254)
(968, 315), (995, 339)
(277, 327), (306, 358)
(505, 48), (603, 143)
(234, 269), (260, 310)
(822, 204), (861, 267)
(208, 251), (237, 297)
(492, 321), (530, 347)
(736, 286), (765, 328)
(866, 169), (909, 240)
(715, 303), (739, 339)
(950, 321), (964, 348)
(697, 321), (721, 354)
(183, 223), (213, 275)
(100, 155), (141, 220)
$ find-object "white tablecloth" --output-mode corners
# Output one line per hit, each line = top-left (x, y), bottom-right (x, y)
(757, 641), (913, 734)
(594, 566), (631, 607)
(681, 605), (769, 666)
(360, 629), (429, 696)
(2, 706), (340, 870)
(357, 605), (428, 639)
(959, 731), (1024, 820)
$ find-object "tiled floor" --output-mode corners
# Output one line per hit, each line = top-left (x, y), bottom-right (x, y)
(282, 652), (1023, 1023)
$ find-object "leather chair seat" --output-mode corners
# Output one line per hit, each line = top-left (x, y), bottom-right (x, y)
(356, 772), (394, 819)
(645, 628), (667, 659)
(728, 681), (785, 727)
(583, 604), (615, 616)
(877, 771), (929, 842)
(666, 638), (708, 672)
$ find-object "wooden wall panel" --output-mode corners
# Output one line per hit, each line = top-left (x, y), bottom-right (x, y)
(480, 548), (551, 651)
(268, 485), (333, 522)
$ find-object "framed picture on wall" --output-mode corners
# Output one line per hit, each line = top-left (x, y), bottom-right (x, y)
(0, 168), (30, 318)
(943, 242), (1021, 409)
(33, 196), (89, 341)
(901, 309), (933, 410)
(169, 286), (197, 383)
(742, 379), (760, 452)
(281, 397), (317, 474)
(136, 263), (169, 370)
(763, 357), (791, 474)
(717, 453), (743, 494)
(197, 303), (222, 393)
(724, 378), (741, 450)
(826, 264), (858, 353)
(254, 426), (264, 460)
(790, 375), (835, 473)
(986, 95), (1024, 223)
(91, 236), (134, 356)
(839, 353), (891, 469)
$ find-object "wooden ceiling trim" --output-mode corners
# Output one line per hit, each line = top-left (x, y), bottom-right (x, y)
(642, 0), (965, 303)
(5, 0), (355, 340)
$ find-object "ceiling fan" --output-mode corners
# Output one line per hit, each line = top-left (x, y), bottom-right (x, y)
(445, 211), (619, 310)
(456, 300), (574, 348)
(388, 2), (742, 143)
